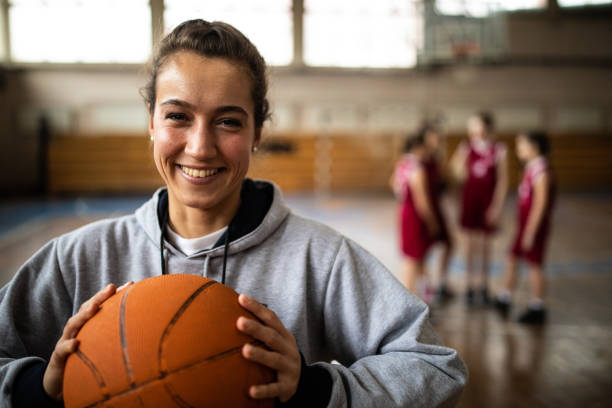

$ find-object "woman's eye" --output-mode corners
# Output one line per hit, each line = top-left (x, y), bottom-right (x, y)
(166, 112), (187, 121)
(219, 118), (242, 128)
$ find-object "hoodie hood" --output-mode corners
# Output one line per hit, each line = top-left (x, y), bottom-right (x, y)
(135, 178), (291, 259)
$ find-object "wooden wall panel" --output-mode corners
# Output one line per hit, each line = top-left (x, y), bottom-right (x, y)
(47, 132), (612, 194)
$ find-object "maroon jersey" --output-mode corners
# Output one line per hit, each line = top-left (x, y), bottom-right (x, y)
(511, 157), (555, 265)
(394, 154), (431, 260)
(459, 140), (506, 232)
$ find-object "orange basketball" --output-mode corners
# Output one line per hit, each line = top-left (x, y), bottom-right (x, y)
(63, 274), (274, 408)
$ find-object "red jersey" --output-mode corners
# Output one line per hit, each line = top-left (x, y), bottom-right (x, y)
(511, 157), (555, 264)
(394, 154), (449, 260)
(459, 140), (506, 232)
(394, 155), (430, 259)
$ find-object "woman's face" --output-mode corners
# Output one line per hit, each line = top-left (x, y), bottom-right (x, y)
(149, 51), (260, 214)
(467, 116), (487, 142)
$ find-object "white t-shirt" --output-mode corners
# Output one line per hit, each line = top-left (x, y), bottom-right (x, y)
(165, 225), (228, 256)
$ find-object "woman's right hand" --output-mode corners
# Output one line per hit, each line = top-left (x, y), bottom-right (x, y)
(42, 282), (132, 401)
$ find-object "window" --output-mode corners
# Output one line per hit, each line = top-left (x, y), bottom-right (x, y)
(9, 0), (151, 63)
(436, 0), (547, 17)
(164, 0), (293, 66)
(558, 0), (612, 6)
(303, 0), (423, 68)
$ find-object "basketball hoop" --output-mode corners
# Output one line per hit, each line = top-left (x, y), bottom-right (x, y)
(451, 41), (481, 59)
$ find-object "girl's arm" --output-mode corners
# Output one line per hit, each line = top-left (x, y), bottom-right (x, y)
(521, 172), (550, 250)
(486, 151), (509, 226)
(410, 167), (439, 237)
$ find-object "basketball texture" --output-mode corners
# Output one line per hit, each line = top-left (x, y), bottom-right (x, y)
(63, 274), (274, 408)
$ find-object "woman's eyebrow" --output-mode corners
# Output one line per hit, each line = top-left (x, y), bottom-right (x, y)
(159, 98), (195, 109)
(159, 99), (247, 117)
(216, 106), (248, 117)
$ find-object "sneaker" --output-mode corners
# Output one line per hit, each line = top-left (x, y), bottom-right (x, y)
(494, 297), (511, 318)
(518, 307), (547, 324)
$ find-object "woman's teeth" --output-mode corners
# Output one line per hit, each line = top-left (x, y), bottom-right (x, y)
(181, 166), (220, 178)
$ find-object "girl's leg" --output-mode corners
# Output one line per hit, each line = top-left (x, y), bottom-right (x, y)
(465, 232), (479, 305)
(403, 257), (423, 294)
(528, 262), (546, 303)
(465, 232), (475, 290)
(494, 256), (518, 317)
(502, 256), (519, 292)
(518, 262), (547, 324)
(481, 234), (491, 294)
(436, 242), (454, 301)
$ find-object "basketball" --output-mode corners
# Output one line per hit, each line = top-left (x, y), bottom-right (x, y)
(63, 274), (274, 408)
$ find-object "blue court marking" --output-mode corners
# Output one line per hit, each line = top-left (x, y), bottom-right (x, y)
(0, 196), (149, 240)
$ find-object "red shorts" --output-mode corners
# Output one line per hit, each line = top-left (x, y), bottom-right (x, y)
(399, 205), (431, 261)
(400, 207), (451, 261)
(510, 223), (551, 265)
(460, 179), (497, 234)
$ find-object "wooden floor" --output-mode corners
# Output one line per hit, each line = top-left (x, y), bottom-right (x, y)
(1, 192), (611, 407)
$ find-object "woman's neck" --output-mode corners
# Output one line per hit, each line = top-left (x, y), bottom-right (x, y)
(167, 189), (241, 238)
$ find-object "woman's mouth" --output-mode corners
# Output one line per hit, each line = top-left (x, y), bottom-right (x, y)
(179, 165), (225, 179)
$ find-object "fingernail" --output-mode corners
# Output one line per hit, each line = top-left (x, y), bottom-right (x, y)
(237, 316), (248, 328)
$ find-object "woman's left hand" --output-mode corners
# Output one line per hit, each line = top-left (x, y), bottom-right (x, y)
(236, 294), (301, 403)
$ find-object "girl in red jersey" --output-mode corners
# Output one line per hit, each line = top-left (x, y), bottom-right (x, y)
(391, 125), (453, 300)
(450, 112), (509, 306)
(495, 131), (555, 324)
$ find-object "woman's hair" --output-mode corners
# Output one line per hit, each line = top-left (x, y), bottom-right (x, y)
(402, 124), (430, 153)
(475, 111), (495, 131)
(521, 130), (551, 156)
(141, 19), (270, 129)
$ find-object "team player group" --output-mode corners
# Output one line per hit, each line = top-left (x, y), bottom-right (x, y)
(391, 112), (556, 324)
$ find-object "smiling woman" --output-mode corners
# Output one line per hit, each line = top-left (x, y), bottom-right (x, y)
(150, 53), (258, 237)
(0, 19), (467, 408)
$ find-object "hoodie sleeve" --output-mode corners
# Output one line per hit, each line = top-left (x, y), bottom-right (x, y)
(0, 239), (74, 407)
(315, 238), (467, 408)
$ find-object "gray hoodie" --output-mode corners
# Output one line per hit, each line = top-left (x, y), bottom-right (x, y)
(0, 180), (467, 407)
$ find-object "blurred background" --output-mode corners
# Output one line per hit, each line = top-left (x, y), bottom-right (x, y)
(0, 1), (611, 407)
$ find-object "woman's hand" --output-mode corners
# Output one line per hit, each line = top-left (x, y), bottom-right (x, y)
(237, 294), (301, 403)
(521, 232), (535, 252)
(42, 281), (133, 401)
(485, 204), (501, 228)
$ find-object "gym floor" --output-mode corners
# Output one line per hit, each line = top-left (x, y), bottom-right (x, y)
(1, 191), (611, 407)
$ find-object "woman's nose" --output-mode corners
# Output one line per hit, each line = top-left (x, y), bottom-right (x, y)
(185, 123), (216, 159)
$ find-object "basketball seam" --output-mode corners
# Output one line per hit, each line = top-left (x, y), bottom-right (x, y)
(163, 383), (195, 408)
(157, 280), (217, 376)
(119, 284), (136, 387)
(75, 350), (110, 401)
(80, 343), (255, 408)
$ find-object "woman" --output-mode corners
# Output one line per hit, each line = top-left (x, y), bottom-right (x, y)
(0, 20), (467, 407)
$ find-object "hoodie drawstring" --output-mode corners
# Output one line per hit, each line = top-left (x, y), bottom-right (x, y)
(160, 213), (231, 286)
